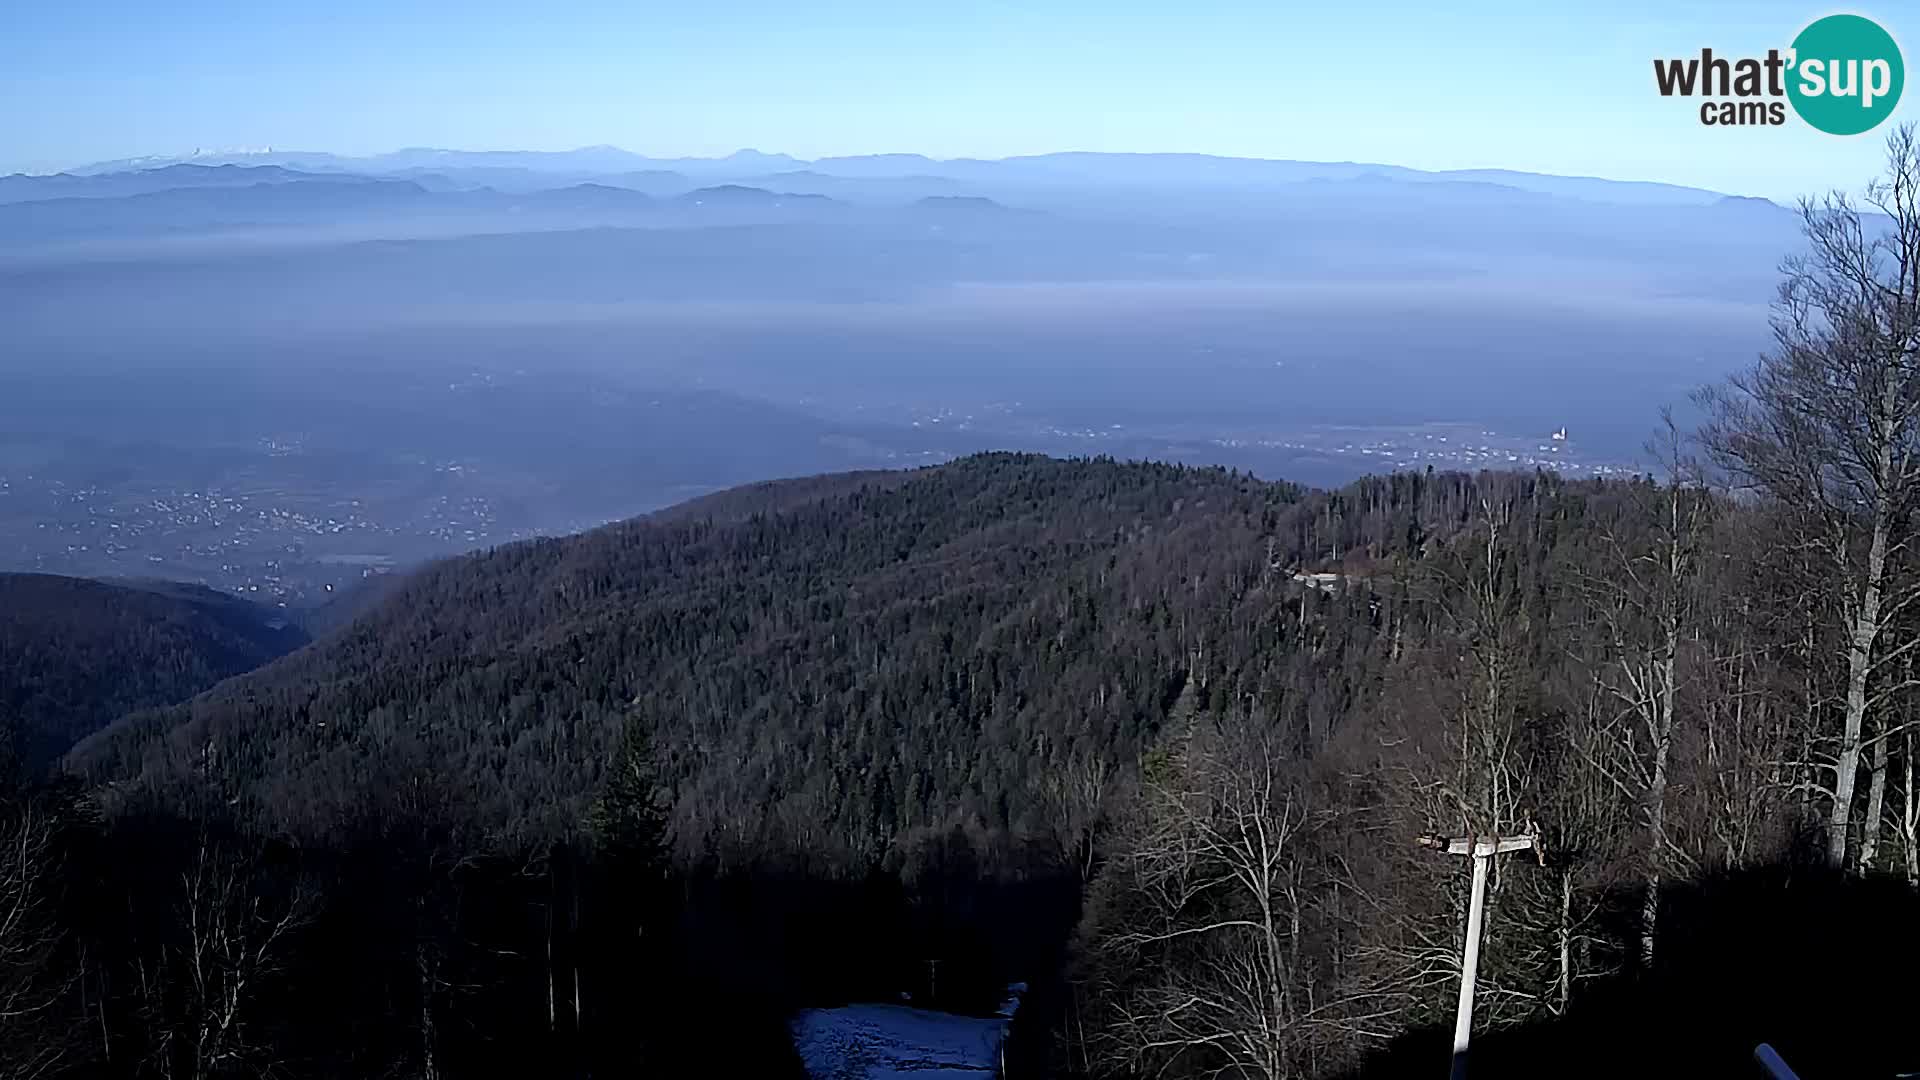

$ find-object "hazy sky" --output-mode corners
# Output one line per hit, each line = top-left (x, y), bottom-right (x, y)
(3, 0), (1908, 198)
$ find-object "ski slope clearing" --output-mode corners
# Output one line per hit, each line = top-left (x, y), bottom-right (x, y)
(791, 986), (1024, 1079)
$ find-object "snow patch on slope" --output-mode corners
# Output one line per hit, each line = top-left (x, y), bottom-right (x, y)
(791, 985), (1025, 1080)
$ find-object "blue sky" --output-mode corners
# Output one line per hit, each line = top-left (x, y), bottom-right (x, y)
(1, 1), (1908, 198)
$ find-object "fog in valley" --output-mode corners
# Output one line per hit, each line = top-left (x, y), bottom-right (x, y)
(2, 148), (1786, 599)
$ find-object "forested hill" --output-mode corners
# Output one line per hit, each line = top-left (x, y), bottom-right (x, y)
(0, 573), (308, 773)
(35, 452), (1920, 1078)
(71, 452), (1482, 850)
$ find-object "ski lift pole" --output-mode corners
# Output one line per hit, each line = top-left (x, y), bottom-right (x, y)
(1418, 832), (1539, 1080)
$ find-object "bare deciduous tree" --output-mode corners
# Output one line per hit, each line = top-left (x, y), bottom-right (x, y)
(142, 834), (314, 1080)
(1700, 123), (1920, 871)
(1575, 421), (1712, 965)
(0, 801), (71, 1080)
(1078, 712), (1388, 1079)
(1044, 752), (1113, 885)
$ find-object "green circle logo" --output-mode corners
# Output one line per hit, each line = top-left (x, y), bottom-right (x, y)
(1787, 14), (1904, 135)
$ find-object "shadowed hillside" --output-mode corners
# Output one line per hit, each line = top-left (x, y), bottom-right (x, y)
(0, 573), (307, 772)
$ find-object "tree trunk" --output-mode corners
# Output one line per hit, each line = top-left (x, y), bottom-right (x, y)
(566, 850), (582, 1048)
(1903, 729), (1919, 889)
(1643, 625), (1676, 969)
(1801, 622), (1818, 818)
(1557, 869), (1572, 1013)
(546, 888), (557, 1034)
(419, 943), (438, 1080)
(1863, 735), (1891, 869)
(1830, 493), (1892, 870)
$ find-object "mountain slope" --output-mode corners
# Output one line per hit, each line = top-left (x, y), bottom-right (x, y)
(70, 454), (1388, 845)
(68, 453), (1585, 859)
(0, 573), (308, 772)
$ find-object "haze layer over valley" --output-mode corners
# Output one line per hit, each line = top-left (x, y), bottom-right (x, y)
(2, 146), (1785, 597)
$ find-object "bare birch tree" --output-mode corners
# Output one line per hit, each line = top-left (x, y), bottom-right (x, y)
(1902, 727), (1920, 887)
(1699, 123), (1920, 871)
(1077, 712), (1388, 1079)
(1576, 423), (1712, 965)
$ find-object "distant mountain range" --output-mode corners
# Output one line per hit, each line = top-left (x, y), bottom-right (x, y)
(28, 147), (1748, 208)
(0, 163), (376, 202)
(0, 148), (1794, 262)
(0, 140), (1802, 474)
(68, 146), (802, 178)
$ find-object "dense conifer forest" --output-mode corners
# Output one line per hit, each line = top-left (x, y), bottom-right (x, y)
(0, 573), (306, 774)
(8, 130), (1920, 1080)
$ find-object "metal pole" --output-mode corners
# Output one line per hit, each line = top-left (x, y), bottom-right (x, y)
(1418, 830), (1536, 1080)
(1450, 851), (1490, 1080)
